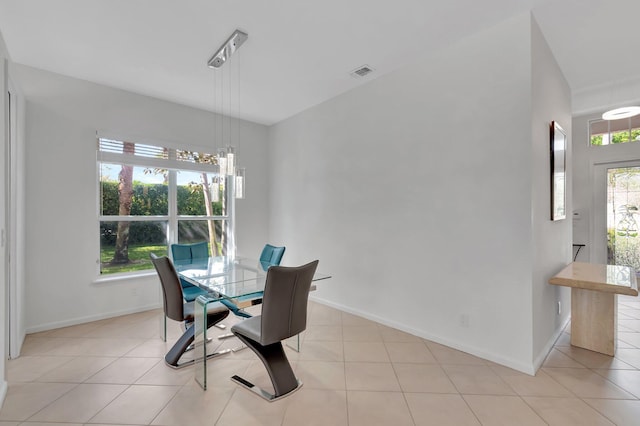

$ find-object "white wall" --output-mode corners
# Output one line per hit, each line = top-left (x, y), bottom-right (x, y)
(530, 19), (572, 368)
(13, 65), (270, 332)
(269, 13), (570, 373)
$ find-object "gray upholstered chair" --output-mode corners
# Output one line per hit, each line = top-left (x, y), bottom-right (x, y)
(230, 260), (319, 401)
(150, 253), (231, 368)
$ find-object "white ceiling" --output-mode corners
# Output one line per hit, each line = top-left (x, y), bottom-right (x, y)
(0, 0), (639, 125)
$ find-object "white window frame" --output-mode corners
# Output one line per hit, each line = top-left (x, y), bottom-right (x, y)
(589, 116), (640, 147)
(96, 136), (235, 278)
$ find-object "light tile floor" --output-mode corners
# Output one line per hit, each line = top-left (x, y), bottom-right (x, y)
(4, 297), (640, 425)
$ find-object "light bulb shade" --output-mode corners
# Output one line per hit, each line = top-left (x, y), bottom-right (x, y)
(226, 146), (236, 176)
(217, 150), (227, 176)
(235, 168), (245, 199)
(210, 178), (220, 202)
(602, 106), (640, 120)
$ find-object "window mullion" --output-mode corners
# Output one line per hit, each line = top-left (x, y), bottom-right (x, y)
(176, 215), (228, 220)
(99, 215), (169, 221)
(168, 168), (178, 250)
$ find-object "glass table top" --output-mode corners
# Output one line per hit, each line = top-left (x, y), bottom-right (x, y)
(175, 256), (331, 301)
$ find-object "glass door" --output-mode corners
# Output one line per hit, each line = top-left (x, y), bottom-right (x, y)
(606, 167), (640, 269)
(594, 163), (640, 269)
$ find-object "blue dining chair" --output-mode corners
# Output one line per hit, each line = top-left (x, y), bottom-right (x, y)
(170, 242), (210, 302)
(259, 244), (286, 271)
(171, 241), (209, 261)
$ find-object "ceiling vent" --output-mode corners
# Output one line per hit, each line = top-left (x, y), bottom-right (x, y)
(351, 65), (374, 79)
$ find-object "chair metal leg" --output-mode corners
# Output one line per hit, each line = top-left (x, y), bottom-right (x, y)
(162, 315), (167, 342)
(231, 333), (302, 401)
(285, 334), (301, 352)
(186, 337), (212, 352)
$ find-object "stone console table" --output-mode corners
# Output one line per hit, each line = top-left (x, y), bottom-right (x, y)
(549, 262), (638, 356)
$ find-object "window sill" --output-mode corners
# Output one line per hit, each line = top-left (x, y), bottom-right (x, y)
(93, 270), (156, 285)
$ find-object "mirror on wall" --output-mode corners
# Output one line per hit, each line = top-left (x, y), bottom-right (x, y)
(551, 121), (567, 221)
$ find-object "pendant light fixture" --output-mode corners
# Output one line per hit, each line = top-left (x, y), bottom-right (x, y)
(210, 176), (220, 202)
(236, 168), (245, 199)
(208, 29), (247, 199)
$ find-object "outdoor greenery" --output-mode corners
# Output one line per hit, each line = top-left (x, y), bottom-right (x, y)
(100, 180), (223, 273)
(100, 243), (167, 274)
(100, 181), (223, 245)
(591, 128), (640, 145)
(608, 229), (640, 271)
(101, 180), (222, 217)
(607, 168), (640, 270)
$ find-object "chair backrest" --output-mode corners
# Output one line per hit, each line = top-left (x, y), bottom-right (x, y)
(190, 241), (209, 259)
(171, 242), (209, 262)
(150, 253), (185, 322)
(260, 260), (318, 345)
(259, 244), (286, 271)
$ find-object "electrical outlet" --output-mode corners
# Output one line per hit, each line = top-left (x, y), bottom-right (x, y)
(557, 301), (562, 315)
(132, 288), (139, 296)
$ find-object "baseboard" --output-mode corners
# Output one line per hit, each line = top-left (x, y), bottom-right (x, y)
(533, 315), (571, 372)
(9, 331), (26, 359)
(25, 303), (161, 334)
(0, 380), (7, 411)
(309, 296), (537, 375)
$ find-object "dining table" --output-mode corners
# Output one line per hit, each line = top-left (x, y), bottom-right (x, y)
(174, 255), (331, 389)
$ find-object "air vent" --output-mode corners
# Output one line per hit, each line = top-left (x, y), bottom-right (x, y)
(351, 65), (374, 78)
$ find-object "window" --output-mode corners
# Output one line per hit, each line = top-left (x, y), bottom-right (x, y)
(590, 115), (640, 146)
(98, 138), (233, 275)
